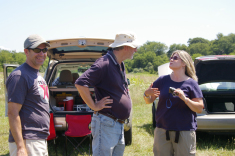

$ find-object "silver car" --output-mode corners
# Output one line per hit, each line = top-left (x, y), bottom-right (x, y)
(152, 55), (235, 133)
(4, 37), (132, 145)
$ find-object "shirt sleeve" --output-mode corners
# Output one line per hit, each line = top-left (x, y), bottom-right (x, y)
(75, 62), (103, 87)
(190, 80), (203, 99)
(6, 73), (28, 105)
(152, 75), (164, 89)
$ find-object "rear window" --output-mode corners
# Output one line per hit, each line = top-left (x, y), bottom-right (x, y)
(49, 63), (92, 86)
(199, 82), (235, 92)
(196, 60), (235, 85)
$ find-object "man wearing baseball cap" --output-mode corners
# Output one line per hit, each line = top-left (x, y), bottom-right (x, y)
(7, 34), (50, 156)
(75, 32), (138, 156)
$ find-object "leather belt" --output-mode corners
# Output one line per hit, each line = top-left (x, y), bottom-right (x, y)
(94, 111), (125, 124)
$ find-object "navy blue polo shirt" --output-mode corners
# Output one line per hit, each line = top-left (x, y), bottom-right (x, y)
(75, 50), (132, 120)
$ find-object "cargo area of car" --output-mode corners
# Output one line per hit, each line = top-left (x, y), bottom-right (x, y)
(203, 93), (235, 113)
(45, 61), (97, 114)
(48, 86), (95, 113)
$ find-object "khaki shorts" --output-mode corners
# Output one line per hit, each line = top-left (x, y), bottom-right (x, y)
(9, 139), (48, 156)
(153, 127), (196, 156)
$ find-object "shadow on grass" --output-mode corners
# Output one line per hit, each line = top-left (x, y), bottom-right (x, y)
(196, 132), (235, 150)
(137, 123), (154, 137)
(48, 135), (91, 156)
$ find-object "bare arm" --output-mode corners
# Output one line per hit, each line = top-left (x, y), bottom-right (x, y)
(184, 98), (204, 113)
(144, 83), (160, 104)
(174, 89), (204, 113)
(75, 84), (112, 111)
(8, 102), (28, 156)
(184, 97), (204, 113)
(143, 93), (157, 104)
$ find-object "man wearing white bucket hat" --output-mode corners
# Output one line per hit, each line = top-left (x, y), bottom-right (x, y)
(75, 32), (138, 156)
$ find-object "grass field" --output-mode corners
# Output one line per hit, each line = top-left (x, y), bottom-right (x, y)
(1, 73), (235, 155)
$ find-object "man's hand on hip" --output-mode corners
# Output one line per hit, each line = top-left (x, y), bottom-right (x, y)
(94, 96), (112, 111)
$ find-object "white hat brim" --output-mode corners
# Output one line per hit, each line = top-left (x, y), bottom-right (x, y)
(109, 41), (139, 48)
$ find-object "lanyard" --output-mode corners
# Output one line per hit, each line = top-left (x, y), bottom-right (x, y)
(166, 93), (173, 108)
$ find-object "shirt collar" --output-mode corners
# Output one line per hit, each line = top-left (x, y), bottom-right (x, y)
(107, 49), (118, 65)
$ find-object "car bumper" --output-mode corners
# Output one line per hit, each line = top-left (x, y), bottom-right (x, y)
(197, 114), (235, 131)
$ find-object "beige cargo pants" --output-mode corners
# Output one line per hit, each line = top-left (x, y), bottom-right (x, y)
(153, 127), (196, 156)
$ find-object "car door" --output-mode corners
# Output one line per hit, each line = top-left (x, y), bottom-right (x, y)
(3, 64), (19, 117)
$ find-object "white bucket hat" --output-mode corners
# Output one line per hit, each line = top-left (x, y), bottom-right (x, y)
(109, 32), (139, 48)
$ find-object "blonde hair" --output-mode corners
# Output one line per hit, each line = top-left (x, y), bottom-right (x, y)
(171, 50), (198, 81)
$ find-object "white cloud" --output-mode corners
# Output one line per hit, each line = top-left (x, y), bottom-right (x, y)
(0, 46), (12, 51)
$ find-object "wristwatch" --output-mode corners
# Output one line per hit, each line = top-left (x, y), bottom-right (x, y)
(143, 92), (150, 98)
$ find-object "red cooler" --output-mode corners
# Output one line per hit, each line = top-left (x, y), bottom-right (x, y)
(66, 96), (74, 111)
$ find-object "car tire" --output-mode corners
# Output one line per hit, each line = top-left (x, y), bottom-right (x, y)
(152, 102), (156, 128)
(124, 126), (132, 145)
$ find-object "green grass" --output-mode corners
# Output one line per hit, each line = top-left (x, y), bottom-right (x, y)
(1, 72), (235, 155)
(0, 73), (10, 155)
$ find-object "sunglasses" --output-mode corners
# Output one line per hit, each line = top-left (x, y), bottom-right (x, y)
(28, 48), (48, 53)
(169, 56), (180, 61)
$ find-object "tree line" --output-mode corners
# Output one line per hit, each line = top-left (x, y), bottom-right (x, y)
(0, 33), (235, 73)
(124, 33), (235, 74)
(0, 50), (49, 72)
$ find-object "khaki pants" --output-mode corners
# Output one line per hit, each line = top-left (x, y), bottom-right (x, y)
(9, 139), (48, 156)
(153, 127), (196, 156)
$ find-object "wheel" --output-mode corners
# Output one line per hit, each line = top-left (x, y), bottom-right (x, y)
(124, 126), (132, 145)
(152, 102), (156, 128)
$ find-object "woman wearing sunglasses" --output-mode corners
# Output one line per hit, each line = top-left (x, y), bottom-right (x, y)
(144, 50), (204, 156)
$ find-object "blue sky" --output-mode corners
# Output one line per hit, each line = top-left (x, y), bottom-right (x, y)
(0, 0), (234, 52)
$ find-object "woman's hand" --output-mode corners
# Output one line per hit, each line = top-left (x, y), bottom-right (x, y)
(144, 83), (160, 97)
(174, 88), (204, 113)
(144, 83), (160, 104)
(174, 88), (186, 101)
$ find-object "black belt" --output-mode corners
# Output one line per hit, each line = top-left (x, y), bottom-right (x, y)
(94, 111), (126, 124)
(166, 130), (180, 143)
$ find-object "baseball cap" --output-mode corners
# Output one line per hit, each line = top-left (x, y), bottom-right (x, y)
(24, 34), (50, 49)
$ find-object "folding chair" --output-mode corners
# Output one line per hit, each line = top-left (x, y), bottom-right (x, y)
(47, 113), (57, 156)
(64, 114), (92, 156)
